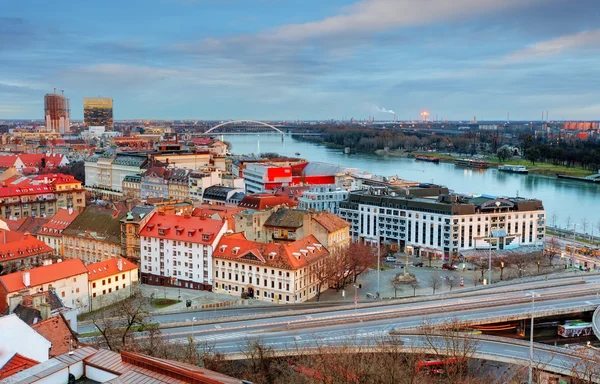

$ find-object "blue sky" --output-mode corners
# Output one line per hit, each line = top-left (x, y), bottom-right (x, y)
(1, 0), (600, 121)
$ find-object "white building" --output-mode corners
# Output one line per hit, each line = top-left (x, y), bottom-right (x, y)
(139, 212), (227, 290)
(86, 257), (139, 311)
(297, 185), (349, 214)
(188, 168), (222, 200)
(84, 153), (150, 197)
(338, 188), (545, 260)
(0, 259), (90, 313)
(0, 314), (52, 368)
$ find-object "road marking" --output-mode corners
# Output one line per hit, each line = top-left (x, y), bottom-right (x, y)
(295, 336), (302, 341)
(305, 315), (313, 319)
(215, 325), (222, 329)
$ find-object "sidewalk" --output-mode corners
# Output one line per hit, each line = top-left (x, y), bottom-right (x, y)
(138, 284), (274, 313)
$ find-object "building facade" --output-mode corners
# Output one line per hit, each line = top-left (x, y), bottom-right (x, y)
(87, 258), (138, 311)
(0, 259), (89, 313)
(213, 233), (330, 303)
(139, 212), (227, 290)
(44, 90), (70, 134)
(188, 168), (222, 200)
(0, 231), (55, 276)
(62, 206), (126, 264)
(37, 208), (80, 256)
(297, 185), (349, 214)
(122, 174), (141, 200)
(84, 153), (149, 198)
(120, 206), (156, 263)
(338, 188), (546, 259)
(83, 97), (113, 129)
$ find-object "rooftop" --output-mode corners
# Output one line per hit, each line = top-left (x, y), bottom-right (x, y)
(0, 354), (39, 380)
(38, 208), (80, 235)
(215, 233), (328, 270)
(264, 208), (308, 229)
(120, 205), (156, 224)
(0, 231), (54, 262)
(140, 213), (225, 245)
(31, 315), (78, 357)
(0, 259), (88, 293)
(87, 258), (138, 281)
(63, 205), (126, 244)
(238, 194), (299, 210)
(312, 212), (350, 233)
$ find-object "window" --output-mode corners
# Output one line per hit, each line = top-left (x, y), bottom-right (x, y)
(93, 293), (97, 298)
(73, 277), (77, 282)
(102, 279), (106, 286)
(108, 278), (111, 284)
(115, 276), (119, 282)
(103, 289), (106, 295)
(92, 282), (96, 288)
(122, 274), (125, 279)
(76, 288), (79, 293)
(61, 291), (65, 298)
(108, 288), (112, 293)
(116, 286), (119, 291)
(123, 283), (125, 288)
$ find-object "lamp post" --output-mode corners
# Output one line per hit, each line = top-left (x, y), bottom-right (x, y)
(526, 292), (540, 384)
(376, 220), (380, 298)
(191, 316), (196, 339)
(353, 284), (358, 312)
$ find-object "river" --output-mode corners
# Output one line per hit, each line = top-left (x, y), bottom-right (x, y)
(224, 134), (600, 230)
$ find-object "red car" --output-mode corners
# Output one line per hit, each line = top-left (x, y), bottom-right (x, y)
(442, 263), (457, 270)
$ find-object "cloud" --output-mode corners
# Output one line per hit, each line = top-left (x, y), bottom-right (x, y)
(500, 29), (600, 63)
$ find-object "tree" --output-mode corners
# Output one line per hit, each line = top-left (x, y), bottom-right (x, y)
(410, 280), (419, 297)
(565, 214), (573, 232)
(496, 146), (512, 162)
(581, 218), (589, 237)
(428, 273), (441, 294)
(471, 257), (490, 283)
(341, 242), (377, 284)
(549, 211), (559, 228)
(446, 276), (456, 291)
(543, 237), (560, 267)
(504, 252), (536, 278)
(524, 147), (541, 165)
(90, 290), (151, 351)
(391, 274), (404, 298)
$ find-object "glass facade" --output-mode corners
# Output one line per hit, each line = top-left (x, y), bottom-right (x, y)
(83, 97), (113, 129)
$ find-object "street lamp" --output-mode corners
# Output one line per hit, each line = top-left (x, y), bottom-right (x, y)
(190, 317), (196, 340)
(353, 284), (358, 312)
(526, 292), (540, 384)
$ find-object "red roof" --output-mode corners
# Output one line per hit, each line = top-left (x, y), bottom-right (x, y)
(140, 213), (225, 245)
(39, 208), (80, 235)
(0, 259), (88, 293)
(32, 173), (81, 185)
(87, 258), (138, 281)
(214, 233), (328, 270)
(0, 353), (39, 379)
(0, 231), (54, 261)
(18, 153), (65, 168)
(237, 194), (298, 210)
(0, 155), (19, 168)
(31, 316), (77, 357)
(4, 217), (49, 235)
(0, 184), (54, 198)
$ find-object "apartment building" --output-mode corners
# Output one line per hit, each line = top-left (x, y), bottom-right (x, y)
(139, 212), (227, 290)
(84, 153), (150, 198)
(213, 233), (330, 303)
(122, 174), (141, 200)
(62, 206), (125, 264)
(37, 208), (80, 256)
(338, 187), (545, 260)
(0, 230), (55, 275)
(87, 257), (139, 311)
(0, 173), (85, 220)
(188, 168), (222, 200)
(120, 206), (156, 263)
(0, 259), (89, 313)
(297, 185), (349, 214)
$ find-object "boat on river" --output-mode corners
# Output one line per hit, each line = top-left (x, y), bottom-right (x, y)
(498, 165), (528, 174)
(556, 172), (600, 184)
(454, 158), (489, 169)
(414, 154), (440, 163)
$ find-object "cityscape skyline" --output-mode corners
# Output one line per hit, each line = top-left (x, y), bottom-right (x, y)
(2, 0), (600, 121)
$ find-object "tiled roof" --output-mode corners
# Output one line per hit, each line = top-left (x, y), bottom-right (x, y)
(38, 208), (80, 235)
(0, 354), (39, 380)
(3, 290), (65, 325)
(87, 258), (138, 281)
(31, 315), (77, 357)
(31, 173), (80, 185)
(0, 155), (19, 168)
(238, 194), (298, 210)
(120, 205), (156, 224)
(0, 184), (55, 198)
(18, 154), (65, 168)
(264, 208), (308, 229)
(214, 233), (328, 270)
(312, 212), (350, 233)
(5, 217), (49, 235)
(62, 205), (126, 244)
(112, 154), (148, 167)
(0, 259), (88, 293)
(85, 349), (243, 384)
(140, 213), (225, 245)
(0, 231), (54, 261)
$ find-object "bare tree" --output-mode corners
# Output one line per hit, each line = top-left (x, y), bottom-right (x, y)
(543, 237), (560, 267)
(505, 252), (536, 278)
(471, 257), (490, 283)
(391, 273), (404, 298)
(569, 347), (600, 384)
(410, 280), (419, 297)
(596, 219), (600, 245)
(565, 214), (573, 232)
(428, 273), (441, 294)
(90, 290), (151, 351)
(346, 242), (377, 283)
(581, 217), (589, 237)
(446, 276), (456, 291)
(549, 211), (559, 228)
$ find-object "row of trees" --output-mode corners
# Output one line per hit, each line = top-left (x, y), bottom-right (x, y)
(521, 134), (600, 170)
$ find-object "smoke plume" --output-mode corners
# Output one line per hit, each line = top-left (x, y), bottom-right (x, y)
(374, 105), (396, 115)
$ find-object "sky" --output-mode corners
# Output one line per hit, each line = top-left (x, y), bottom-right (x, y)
(1, 0), (600, 121)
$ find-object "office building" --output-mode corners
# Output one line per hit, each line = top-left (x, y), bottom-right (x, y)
(83, 97), (113, 129)
(44, 89), (70, 134)
(338, 187), (545, 260)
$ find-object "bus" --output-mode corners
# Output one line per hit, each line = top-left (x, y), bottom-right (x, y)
(558, 320), (594, 338)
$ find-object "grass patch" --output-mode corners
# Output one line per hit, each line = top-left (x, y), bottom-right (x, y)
(151, 298), (181, 309)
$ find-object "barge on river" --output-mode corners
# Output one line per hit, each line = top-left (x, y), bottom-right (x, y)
(454, 158), (489, 169)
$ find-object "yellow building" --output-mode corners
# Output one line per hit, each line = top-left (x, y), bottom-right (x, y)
(120, 206), (156, 263)
(87, 257), (139, 311)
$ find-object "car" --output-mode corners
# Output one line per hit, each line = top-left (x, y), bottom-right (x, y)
(385, 256), (397, 262)
(413, 261), (424, 267)
(442, 263), (457, 270)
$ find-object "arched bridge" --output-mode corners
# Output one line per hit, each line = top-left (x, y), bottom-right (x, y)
(202, 120), (284, 135)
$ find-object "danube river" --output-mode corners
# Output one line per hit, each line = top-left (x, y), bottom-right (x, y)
(224, 134), (599, 229)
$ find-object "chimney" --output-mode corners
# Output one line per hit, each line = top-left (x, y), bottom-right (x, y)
(23, 271), (31, 287)
(68, 207), (73, 215)
(117, 258), (123, 272)
(39, 303), (51, 320)
(8, 295), (23, 314)
(43, 259), (52, 266)
(31, 293), (45, 310)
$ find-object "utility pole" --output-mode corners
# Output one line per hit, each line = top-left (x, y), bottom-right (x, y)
(376, 219), (381, 297)
(527, 292), (540, 384)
